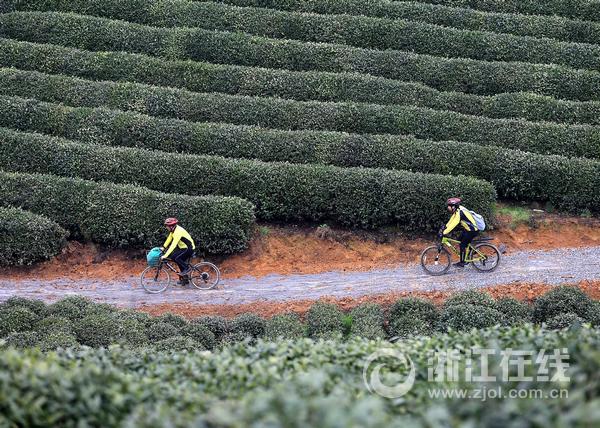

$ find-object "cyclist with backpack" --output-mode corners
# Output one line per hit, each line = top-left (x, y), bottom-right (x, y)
(161, 217), (196, 285)
(439, 198), (485, 267)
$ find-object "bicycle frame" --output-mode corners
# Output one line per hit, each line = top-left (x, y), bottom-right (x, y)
(439, 236), (486, 262)
(153, 259), (181, 279)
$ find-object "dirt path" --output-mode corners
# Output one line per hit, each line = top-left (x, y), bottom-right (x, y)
(3, 213), (600, 283)
(2, 247), (599, 309)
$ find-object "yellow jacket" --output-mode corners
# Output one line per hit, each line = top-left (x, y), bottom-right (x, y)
(163, 225), (196, 258)
(443, 206), (479, 235)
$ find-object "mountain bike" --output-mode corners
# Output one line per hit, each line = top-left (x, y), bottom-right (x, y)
(420, 236), (500, 276)
(140, 256), (220, 293)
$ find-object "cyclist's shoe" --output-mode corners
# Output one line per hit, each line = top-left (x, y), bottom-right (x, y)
(175, 279), (189, 286)
(453, 261), (467, 268)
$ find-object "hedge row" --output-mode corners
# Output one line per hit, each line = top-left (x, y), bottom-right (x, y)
(3, 327), (598, 427)
(3, 69), (600, 160)
(1, 286), (594, 350)
(195, 0), (600, 45)
(8, 0), (600, 72)
(0, 127), (496, 230)
(0, 169), (255, 253)
(2, 12), (600, 101)
(395, 0), (600, 22)
(3, 95), (599, 213)
(3, 40), (600, 126)
(0, 206), (67, 266)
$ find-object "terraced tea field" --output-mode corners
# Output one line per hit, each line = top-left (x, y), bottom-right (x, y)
(1, 0), (600, 266)
(3, 1), (600, 426)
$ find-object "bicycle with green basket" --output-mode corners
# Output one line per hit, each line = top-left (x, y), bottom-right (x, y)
(141, 249), (220, 293)
(421, 235), (501, 276)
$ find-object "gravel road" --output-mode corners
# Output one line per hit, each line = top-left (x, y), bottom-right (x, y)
(1, 247), (599, 307)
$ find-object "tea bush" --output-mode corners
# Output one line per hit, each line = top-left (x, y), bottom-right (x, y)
(0, 206), (67, 266)
(9, 0), (600, 71)
(0, 169), (254, 253)
(4, 39), (600, 125)
(306, 302), (345, 339)
(2, 12), (600, 100)
(0, 127), (496, 230)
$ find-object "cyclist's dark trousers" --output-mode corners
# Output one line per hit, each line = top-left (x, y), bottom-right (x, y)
(171, 248), (194, 273)
(459, 230), (479, 262)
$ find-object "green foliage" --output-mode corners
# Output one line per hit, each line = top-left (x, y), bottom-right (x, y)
(115, 318), (149, 348)
(181, 323), (216, 350)
(264, 313), (306, 341)
(444, 289), (497, 309)
(4, 71), (600, 160)
(390, 316), (434, 339)
(2, 10), (600, 102)
(154, 335), (201, 352)
(58, 295), (92, 311)
(146, 321), (180, 342)
(0, 127), (496, 230)
(4, 39), (600, 127)
(388, 298), (439, 338)
(46, 300), (83, 321)
(0, 169), (254, 253)
(439, 304), (505, 331)
(390, 0), (600, 21)
(532, 286), (594, 323)
(218, 331), (251, 347)
(496, 205), (532, 228)
(74, 314), (120, 348)
(8, 96), (596, 213)
(546, 312), (584, 330)
(230, 313), (266, 339)
(2, 325), (600, 426)
(4, 331), (39, 349)
(193, 316), (230, 340)
(390, 297), (440, 323)
(38, 331), (79, 351)
(17, 0), (600, 75)
(0, 307), (39, 337)
(115, 309), (152, 327)
(306, 302), (345, 339)
(495, 297), (531, 325)
(156, 313), (188, 330)
(82, 302), (118, 317)
(349, 303), (386, 339)
(2, 296), (47, 316)
(589, 301), (600, 327)
(0, 206), (67, 266)
(193, 0), (600, 46)
(34, 316), (75, 336)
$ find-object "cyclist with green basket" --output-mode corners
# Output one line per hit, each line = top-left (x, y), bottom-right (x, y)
(439, 197), (484, 268)
(161, 217), (196, 285)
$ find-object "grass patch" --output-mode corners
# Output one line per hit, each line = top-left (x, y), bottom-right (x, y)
(496, 204), (531, 229)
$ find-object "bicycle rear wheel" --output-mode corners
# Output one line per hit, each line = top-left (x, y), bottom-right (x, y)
(421, 246), (451, 276)
(472, 244), (501, 272)
(190, 262), (220, 290)
(141, 265), (170, 293)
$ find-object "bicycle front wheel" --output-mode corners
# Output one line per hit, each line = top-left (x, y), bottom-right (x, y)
(472, 244), (501, 272)
(141, 265), (171, 293)
(421, 246), (451, 276)
(190, 262), (220, 290)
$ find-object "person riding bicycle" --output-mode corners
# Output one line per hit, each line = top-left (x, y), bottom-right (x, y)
(161, 218), (196, 285)
(439, 197), (479, 268)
